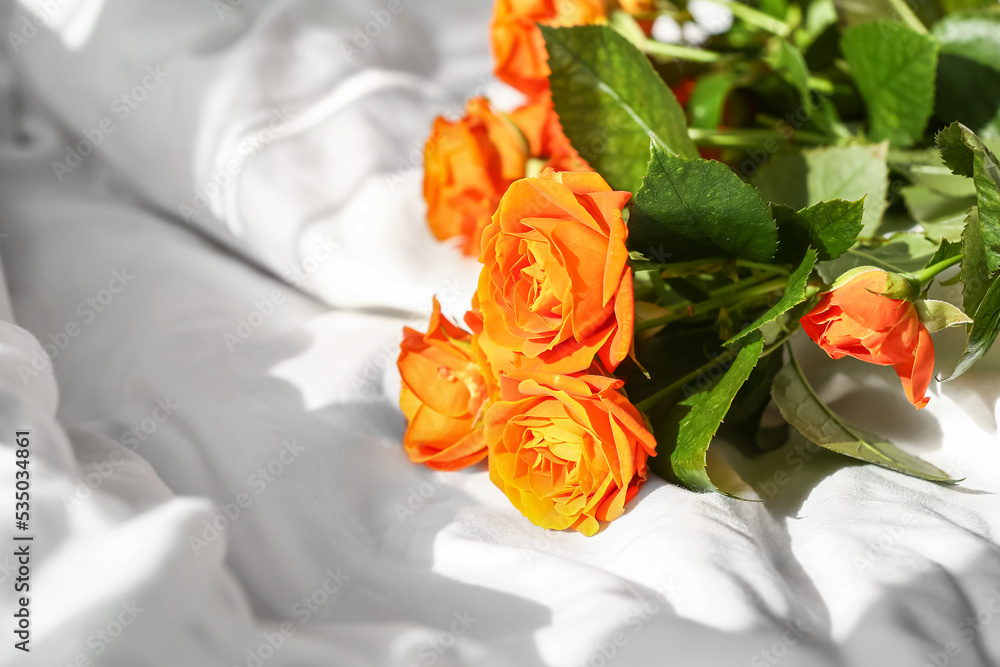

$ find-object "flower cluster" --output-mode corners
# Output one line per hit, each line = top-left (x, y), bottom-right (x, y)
(401, 168), (655, 535)
(398, 0), (990, 531)
(422, 0), (606, 256)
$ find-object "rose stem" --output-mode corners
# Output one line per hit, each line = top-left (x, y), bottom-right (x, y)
(688, 127), (831, 147)
(698, 0), (792, 37)
(634, 277), (789, 332)
(909, 253), (963, 286)
(885, 0), (929, 34)
(635, 350), (737, 413)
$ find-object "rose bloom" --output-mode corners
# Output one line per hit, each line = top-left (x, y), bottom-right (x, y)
(398, 298), (489, 470)
(492, 0), (607, 97)
(801, 270), (934, 409)
(617, 0), (655, 16)
(476, 169), (635, 374)
(485, 371), (656, 535)
(464, 308), (511, 405)
(423, 97), (527, 256)
(510, 92), (592, 172)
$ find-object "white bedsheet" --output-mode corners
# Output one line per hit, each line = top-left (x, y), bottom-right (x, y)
(1, 1), (999, 666)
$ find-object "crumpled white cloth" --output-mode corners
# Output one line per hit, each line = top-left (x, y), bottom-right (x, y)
(0, 1), (998, 666)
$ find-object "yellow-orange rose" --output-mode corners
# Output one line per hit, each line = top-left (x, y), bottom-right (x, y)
(476, 169), (635, 374)
(485, 371), (656, 535)
(398, 298), (489, 470)
(492, 0), (607, 98)
(423, 97), (528, 256)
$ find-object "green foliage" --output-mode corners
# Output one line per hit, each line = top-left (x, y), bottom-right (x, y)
(816, 233), (939, 283)
(945, 274), (1000, 380)
(934, 11), (1000, 139)
(687, 73), (735, 131)
(542, 25), (697, 193)
(663, 335), (765, 492)
(753, 145), (889, 237)
(795, 199), (867, 261)
(925, 238), (963, 269)
(936, 123), (1000, 274)
(841, 21), (939, 147)
(629, 144), (779, 262)
(960, 209), (992, 317)
(535, 2), (992, 497)
(726, 248), (818, 345)
(771, 352), (957, 482)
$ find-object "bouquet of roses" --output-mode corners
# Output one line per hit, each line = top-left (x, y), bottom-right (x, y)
(397, 0), (1000, 535)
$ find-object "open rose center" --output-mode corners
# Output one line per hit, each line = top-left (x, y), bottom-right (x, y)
(436, 363), (488, 419)
(521, 245), (561, 315)
(511, 237), (568, 336)
(511, 409), (600, 496)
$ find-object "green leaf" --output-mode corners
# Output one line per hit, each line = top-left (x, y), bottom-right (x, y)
(723, 350), (785, 442)
(803, 0), (838, 44)
(921, 215), (970, 245)
(834, 0), (990, 27)
(936, 123), (1000, 274)
(542, 25), (697, 193)
(752, 155), (809, 210)
(924, 238), (963, 270)
(768, 39), (811, 108)
(915, 299), (972, 333)
(666, 335), (765, 492)
(772, 204), (811, 264)
(816, 233), (939, 283)
(841, 21), (938, 147)
(629, 144), (779, 262)
(687, 73), (735, 131)
(902, 187), (975, 240)
(941, 0), (998, 11)
(934, 11), (1000, 140)
(896, 147), (979, 197)
(969, 151), (1000, 272)
(608, 9), (647, 49)
(759, 0), (789, 17)
(937, 122), (976, 177)
(945, 272), (1000, 380)
(831, 0), (898, 27)
(752, 144), (889, 237)
(726, 248), (818, 345)
(796, 199), (866, 261)
(771, 349), (958, 482)
(961, 208), (993, 316)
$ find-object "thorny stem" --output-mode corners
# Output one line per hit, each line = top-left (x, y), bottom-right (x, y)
(634, 277), (789, 332)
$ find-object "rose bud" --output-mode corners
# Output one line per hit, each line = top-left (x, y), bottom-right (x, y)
(801, 269), (935, 409)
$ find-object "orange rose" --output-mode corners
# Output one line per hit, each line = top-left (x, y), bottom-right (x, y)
(485, 371), (656, 535)
(398, 298), (489, 470)
(801, 270), (934, 409)
(476, 169), (635, 374)
(510, 92), (592, 172)
(464, 308), (509, 405)
(423, 97), (528, 256)
(617, 0), (655, 16)
(492, 0), (607, 98)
